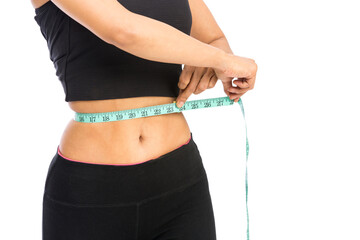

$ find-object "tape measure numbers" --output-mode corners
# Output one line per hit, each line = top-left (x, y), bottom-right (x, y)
(74, 96), (250, 240)
(75, 96), (235, 123)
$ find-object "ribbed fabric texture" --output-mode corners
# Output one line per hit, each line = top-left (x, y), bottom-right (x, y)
(34, 0), (192, 102)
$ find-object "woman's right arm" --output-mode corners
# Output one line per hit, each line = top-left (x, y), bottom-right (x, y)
(52, 0), (228, 71)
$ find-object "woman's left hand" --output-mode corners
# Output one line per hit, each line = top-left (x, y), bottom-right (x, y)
(176, 65), (218, 108)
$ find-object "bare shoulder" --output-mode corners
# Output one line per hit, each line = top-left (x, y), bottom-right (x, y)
(31, 0), (50, 9)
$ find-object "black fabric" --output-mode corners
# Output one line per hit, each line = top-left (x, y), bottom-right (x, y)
(34, 0), (192, 102)
(42, 132), (217, 240)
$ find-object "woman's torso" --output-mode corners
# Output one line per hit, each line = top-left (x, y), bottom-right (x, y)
(32, 0), (191, 165)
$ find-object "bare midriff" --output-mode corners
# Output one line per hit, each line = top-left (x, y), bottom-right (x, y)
(59, 96), (191, 165)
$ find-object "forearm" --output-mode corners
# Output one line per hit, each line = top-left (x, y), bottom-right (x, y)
(110, 12), (227, 70)
(208, 36), (234, 55)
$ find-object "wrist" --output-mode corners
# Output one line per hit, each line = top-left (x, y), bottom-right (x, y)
(213, 49), (230, 72)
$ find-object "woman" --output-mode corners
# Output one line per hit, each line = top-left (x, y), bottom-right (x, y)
(32, 0), (257, 239)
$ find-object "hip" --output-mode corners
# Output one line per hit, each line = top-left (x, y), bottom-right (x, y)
(45, 133), (206, 205)
(43, 135), (216, 239)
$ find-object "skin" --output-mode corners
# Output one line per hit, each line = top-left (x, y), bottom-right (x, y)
(31, 0), (257, 164)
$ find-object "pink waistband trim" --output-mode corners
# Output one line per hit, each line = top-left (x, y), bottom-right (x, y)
(57, 134), (192, 166)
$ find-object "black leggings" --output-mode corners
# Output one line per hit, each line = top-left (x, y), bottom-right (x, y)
(42, 132), (217, 240)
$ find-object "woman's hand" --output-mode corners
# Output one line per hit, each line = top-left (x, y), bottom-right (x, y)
(176, 65), (218, 108)
(214, 53), (258, 102)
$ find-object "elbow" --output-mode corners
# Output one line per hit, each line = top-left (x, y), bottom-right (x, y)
(106, 24), (136, 49)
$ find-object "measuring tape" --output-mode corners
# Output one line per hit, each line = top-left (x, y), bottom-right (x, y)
(74, 96), (250, 240)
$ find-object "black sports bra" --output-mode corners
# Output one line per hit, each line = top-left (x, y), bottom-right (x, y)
(34, 0), (192, 102)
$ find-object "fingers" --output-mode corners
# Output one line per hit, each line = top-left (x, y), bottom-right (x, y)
(194, 68), (216, 94)
(177, 74), (202, 106)
(222, 81), (233, 97)
(178, 65), (196, 90)
(229, 92), (245, 102)
(176, 66), (223, 109)
(234, 78), (249, 88)
(209, 74), (218, 89)
(228, 81), (249, 94)
(227, 78), (253, 101)
(192, 67), (207, 94)
(176, 67), (204, 108)
(176, 65), (196, 108)
(244, 62), (257, 90)
(220, 55), (257, 101)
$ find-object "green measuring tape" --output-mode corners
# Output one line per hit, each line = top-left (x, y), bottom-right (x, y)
(74, 96), (250, 240)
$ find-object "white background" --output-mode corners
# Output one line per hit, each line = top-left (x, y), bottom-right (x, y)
(1, 0), (359, 239)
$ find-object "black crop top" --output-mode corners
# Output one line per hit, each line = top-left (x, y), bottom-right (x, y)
(34, 0), (192, 102)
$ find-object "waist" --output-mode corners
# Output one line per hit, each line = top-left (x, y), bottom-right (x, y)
(60, 96), (191, 165)
(68, 96), (177, 113)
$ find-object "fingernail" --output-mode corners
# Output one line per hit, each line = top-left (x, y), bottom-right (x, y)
(178, 101), (184, 108)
